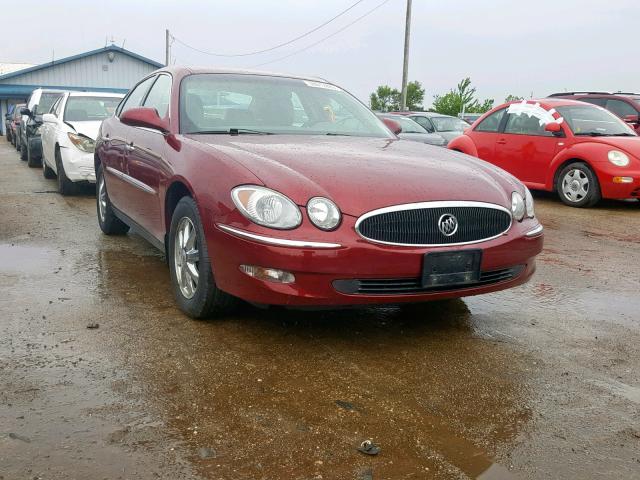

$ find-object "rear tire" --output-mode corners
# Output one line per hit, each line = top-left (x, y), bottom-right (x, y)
(556, 162), (601, 208)
(20, 136), (27, 160)
(168, 196), (237, 319)
(27, 139), (41, 168)
(15, 133), (21, 151)
(55, 148), (77, 195)
(96, 163), (129, 235)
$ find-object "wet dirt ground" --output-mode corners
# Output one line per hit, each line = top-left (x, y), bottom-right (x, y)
(0, 136), (639, 480)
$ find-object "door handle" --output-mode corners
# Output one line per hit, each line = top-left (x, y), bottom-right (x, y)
(497, 138), (507, 145)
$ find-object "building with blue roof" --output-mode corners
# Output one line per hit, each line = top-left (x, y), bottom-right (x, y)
(0, 45), (163, 135)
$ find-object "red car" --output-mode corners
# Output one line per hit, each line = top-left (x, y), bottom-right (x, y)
(548, 92), (640, 134)
(95, 67), (543, 318)
(448, 99), (640, 207)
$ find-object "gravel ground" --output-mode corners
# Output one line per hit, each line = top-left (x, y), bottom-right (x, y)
(0, 137), (639, 479)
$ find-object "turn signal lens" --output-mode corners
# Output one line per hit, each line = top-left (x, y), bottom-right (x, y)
(240, 265), (295, 284)
(511, 192), (525, 221)
(613, 176), (633, 184)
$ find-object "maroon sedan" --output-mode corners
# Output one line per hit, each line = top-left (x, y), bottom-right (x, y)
(95, 67), (543, 318)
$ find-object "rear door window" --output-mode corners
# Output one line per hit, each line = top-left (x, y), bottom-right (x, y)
(411, 116), (435, 132)
(474, 109), (505, 132)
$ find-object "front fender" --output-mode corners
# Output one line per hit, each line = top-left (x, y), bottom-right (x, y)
(447, 134), (478, 157)
(545, 142), (611, 190)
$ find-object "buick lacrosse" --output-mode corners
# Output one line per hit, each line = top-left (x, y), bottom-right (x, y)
(95, 67), (543, 318)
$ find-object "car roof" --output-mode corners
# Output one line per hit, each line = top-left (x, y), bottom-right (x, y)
(503, 98), (592, 109)
(154, 66), (330, 84)
(67, 91), (125, 98)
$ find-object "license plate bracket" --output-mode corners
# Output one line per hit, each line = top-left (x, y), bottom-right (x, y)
(422, 250), (482, 288)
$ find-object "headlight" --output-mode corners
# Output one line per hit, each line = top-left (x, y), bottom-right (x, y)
(524, 187), (535, 218)
(511, 192), (525, 221)
(231, 185), (301, 230)
(608, 150), (630, 167)
(67, 132), (95, 153)
(307, 197), (341, 230)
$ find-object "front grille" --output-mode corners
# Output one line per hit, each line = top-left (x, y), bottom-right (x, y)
(333, 265), (524, 295)
(356, 202), (512, 246)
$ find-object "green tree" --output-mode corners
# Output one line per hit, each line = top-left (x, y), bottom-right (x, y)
(406, 81), (425, 111)
(370, 85), (400, 112)
(505, 94), (524, 103)
(432, 77), (494, 116)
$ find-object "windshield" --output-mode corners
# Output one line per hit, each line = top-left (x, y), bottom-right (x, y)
(430, 116), (468, 132)
(380, 115), (428, 134)
(556, 105), (636, 136)
(64, 97), (121, 122)
(180, 74), (392, 137)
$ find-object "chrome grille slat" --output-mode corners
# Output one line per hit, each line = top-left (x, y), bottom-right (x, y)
(355, 201), (512, 247)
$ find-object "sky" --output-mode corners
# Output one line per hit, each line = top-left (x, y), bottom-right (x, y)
(4, 0), (640, 107)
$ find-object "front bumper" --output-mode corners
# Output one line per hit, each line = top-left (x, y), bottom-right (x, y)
(207, 216), (544, 306)
(595, 164), (640, 199)
(60, 146), (96, 183)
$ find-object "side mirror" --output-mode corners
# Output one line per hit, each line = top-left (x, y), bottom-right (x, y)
(382, 118), (402, 135)
(544, 122), (562, 133)
(42, 113), (56, 123)
(120, 107), (169, 133)
(623, 114), (639, 124)
(4, 113), (10, 120)
(20, 107), (31, 116)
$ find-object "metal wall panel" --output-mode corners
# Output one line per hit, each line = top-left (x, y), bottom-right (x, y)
(0, 51), (158, 90)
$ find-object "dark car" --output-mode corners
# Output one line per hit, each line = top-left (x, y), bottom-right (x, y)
(548, 92), (640, 134)
(4, 104), (16, 142)
(18, 88), (64, 167)
(95, 67), (543, 319)
(9, 103), (25, 147)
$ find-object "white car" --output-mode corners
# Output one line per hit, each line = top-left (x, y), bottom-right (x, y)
(41, 91), (124, 194)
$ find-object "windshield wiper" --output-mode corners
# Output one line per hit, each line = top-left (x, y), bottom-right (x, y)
(187, 128), (273, 135)
(575, 131), (636, 137)
(324, 132), (353, 136)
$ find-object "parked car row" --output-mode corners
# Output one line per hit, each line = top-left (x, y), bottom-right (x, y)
(7, 87), (124, 194)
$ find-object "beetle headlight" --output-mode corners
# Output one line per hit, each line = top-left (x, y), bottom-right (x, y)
(608, 150), (630, 167)
(511, 191), (525, 221)
(524, 187), (535, 218)
(231, 185), (301, 230)
(67, 132), (95, 153)
(307, 197), (341, 230)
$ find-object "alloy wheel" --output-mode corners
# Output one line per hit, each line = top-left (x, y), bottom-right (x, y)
(561, 169), (589, 203)
(174, 217), (200, 299)
(98, 175), (107, 222)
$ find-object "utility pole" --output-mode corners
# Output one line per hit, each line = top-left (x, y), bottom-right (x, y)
(400, 0), (412, 111)
(165, 29), (171, 66)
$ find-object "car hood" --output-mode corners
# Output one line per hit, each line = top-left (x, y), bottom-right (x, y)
(67, 121), (102, 141)
(192, 135), (520, 217)
(576, 136), (640, 155)
(398, 132), (446, 146)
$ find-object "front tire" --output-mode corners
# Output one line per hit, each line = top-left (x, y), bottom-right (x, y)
(55, 148), (77, 195)
(168, 197), (237, 319)
(42, 156), (56, 179)
(556, 162), (601, 208)
(20, 136), (27, 160)
(96, 164), (129, 235)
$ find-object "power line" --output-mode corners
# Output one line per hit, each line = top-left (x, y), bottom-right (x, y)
(251, 0), (392, 68)
(172, 0), (368, 58)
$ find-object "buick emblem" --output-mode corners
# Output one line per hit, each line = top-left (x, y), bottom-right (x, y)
(438, 213), (458, 237)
